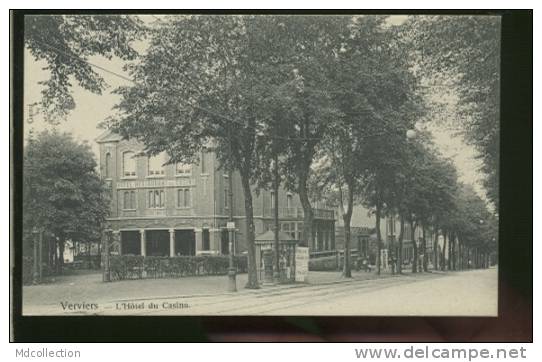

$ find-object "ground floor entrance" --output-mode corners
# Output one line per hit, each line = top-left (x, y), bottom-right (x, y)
(120, 231), (141, 255)
(175, 230), (195, 256)
(221, 229), (229, 255)
(120, 229), (195, 257)
(146, 230), (170, 257)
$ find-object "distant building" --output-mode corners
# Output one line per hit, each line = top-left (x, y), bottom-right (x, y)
(96, 131), (335, 256)
(334, 205), (435, 267)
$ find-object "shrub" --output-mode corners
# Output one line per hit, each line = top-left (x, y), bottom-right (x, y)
(108, 254), (248, 281)
(234, 255), (248, 273)
(309, 256), (339, 271)
(74, 255), (101, 269)
(109, 255), (144, 281)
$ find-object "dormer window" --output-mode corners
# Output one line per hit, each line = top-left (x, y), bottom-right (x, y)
(148, 154), (165, 176)
(122, 151), (136, 177)
(176, 162), (192, 176)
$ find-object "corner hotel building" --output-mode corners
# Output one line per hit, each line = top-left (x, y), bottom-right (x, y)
(96, 130), (336, 257)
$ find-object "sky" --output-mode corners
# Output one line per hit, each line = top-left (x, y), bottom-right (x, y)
(23, 14), (487, 201)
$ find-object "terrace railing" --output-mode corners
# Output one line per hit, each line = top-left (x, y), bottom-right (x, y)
(263, 207), (335, 220)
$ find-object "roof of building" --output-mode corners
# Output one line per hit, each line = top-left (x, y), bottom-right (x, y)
(336, 205), (378, 228)
(255, 230), (297, 243)
(95, 129), (122, 144)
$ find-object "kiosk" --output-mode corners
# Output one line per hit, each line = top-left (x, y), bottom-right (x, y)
(255, 230), (298, 284)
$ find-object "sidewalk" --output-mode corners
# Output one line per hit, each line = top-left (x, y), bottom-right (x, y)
(23, 268), (400, 308)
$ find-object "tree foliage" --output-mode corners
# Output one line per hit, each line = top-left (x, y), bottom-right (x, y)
(108, 15), (290, 288)
(23, 130), (110, 270)
(24, 15), (146, 122)
(404, 15), (501, 208)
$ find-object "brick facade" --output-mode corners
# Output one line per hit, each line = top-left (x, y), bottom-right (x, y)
(96, 131), (335, 256)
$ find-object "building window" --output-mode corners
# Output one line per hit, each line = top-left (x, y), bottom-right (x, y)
(122, 151), (136, 177)
(148, 154), (165, 176)
(270, 191), (275, 208)
(177, 188), (191, 208)
(281, 223), (289, 233)
(176, 162), (192, 176)
(105, 152), (112, 178)
(286, 194), (293, 209)
(224, 181), (229, 208)
(202, 228), (210, 250)
(123, 190), (136, 209)
(148, 189), (165, 208)
(289, 222), (296, 239)
(201, 152), (206, 174)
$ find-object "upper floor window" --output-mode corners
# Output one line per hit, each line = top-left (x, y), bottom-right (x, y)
(148, 154), (165, 176)
(177, 188), (191, 208)
(123, 190), (136, 210)
(148, 189), (165, 208)
(224, 184), (229, 208)
(201, 152), (207, 174)
(286, 194), (293, 209)
(176, 162), (192, 176)
(122, 151), (136, 177)
(105, 152), (112, 179)
(270, 191), (275, 208)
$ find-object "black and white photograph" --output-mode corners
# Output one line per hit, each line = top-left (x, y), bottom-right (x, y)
(14, 12), (510, 321)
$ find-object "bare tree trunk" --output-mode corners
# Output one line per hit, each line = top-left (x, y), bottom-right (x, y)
(240, 171), (259, 289)
(457, 239), (462, 270)
(451, 233), (456, 270)
(57, 237), (65, 275)
(447, 231), (452, 271)
(422, 225), (428, 272)
(376, 204), (382, 275)
(48, 236), (54, 272)
(441, 231), (447, 271)
(343, 215), (352, 278)
(433, 226), (439, 271)
(410, 220), (417, 273)
(397, 216), (405, 274)
(342, 182), (354, 278)
(298, 173), (314, 251)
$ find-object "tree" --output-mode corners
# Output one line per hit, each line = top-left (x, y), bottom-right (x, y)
(259, 16), (345, 251)
(426, 157), (459, 271)
(23, 130), (110, 274)
(108, 15), (294, 289)
(341, 16), (425, 275)
(24, 15), (146, 122)
(404, 15), (501, 208)
(395, 136), (454, 273)
(452, 184), (497, 269)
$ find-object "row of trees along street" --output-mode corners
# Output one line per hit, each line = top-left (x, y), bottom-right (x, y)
(23, 15), (499, 285)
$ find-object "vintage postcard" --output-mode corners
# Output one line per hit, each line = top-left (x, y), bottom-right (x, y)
(17, 13), (499, 317)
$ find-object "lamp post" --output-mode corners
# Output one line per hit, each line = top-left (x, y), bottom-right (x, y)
(272, 155), (280, 284)
(226, 116), (237, 293)
(226, 221), (237, 292)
